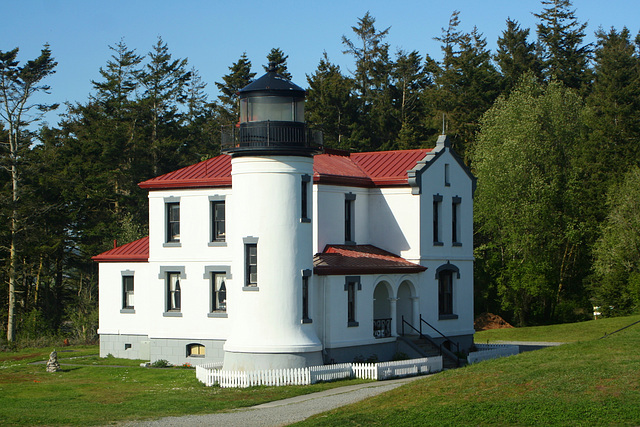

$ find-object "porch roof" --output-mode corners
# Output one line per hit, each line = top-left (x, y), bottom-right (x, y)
(313, 244), (427, 276)
(92, 236), (149, 262)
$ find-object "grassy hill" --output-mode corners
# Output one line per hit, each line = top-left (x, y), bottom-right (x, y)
(298, 315), (640, 426)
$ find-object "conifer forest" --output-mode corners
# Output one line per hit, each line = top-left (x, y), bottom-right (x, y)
(2, 0), (640, 345)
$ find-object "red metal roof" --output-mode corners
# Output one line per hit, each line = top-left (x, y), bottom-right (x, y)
(139, 155), (232, 189)
(138, 148), (432, 190)
(313, 245), (427, 276)
(92, 237), (149, 263)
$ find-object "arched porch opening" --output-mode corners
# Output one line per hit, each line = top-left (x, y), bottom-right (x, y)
(373, 281), (392, 338)
(396, 280), (416, 334)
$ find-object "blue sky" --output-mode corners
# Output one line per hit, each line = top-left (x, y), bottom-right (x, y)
(3, 0), (638, 127)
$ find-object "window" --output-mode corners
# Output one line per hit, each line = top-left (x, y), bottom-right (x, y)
(345, 193), (356, 243)
(245, 243), (257, 287)
(439, 271), (453, 316)
(167, 272), (181, 311)
(302, 270), (312, 323)
(345, 276), (360, 326)
(301, 174), (310, 222)
(444, 163), (450, 186)
(452, 196), (461, 246)
(122, 275), (134, 310)
(211, 272), (227, 312)
(187, 343), (205, 357)
(166, 201), (180, 243)
(211, 201), (226, 242)
(433, 194), (442, 245)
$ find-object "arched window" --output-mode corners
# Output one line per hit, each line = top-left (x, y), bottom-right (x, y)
(436, 263), (460, 319)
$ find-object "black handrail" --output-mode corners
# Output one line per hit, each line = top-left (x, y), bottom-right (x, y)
(402, 315), (461, 367)
(599, 318), (640, 339)
(419, 314), (460, 355)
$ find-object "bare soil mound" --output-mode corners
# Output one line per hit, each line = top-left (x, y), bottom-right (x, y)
(474, 312), (514, 331)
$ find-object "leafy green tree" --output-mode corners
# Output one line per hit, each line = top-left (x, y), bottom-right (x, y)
(534, 0), (591, 90)
(305, 52), (356, 149)
(592, 167), (640, 314)
(264, 47), (291, 80)
(215, 53), (255, 125)
(496, 18), (544, 92)
(472, 75), (588, 325)
(0, 45), (57, 342)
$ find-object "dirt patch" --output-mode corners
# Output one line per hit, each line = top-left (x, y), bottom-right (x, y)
(474, 312), (514, 331)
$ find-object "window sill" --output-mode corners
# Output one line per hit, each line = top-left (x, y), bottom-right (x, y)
(208, 312), (228, 318)
(208, 241), (227, 247)
(242, 286), (259, 292)
(347, 321), (359, 327)
(302, 318), (313, 324)
(120, 308), (135, 314)
(345, 240), (356, 245)
(300, 217), (311, 223)
(453, 242), (462, 247)
(163, 311), (182, 317)
(433, 241), (444, 246)
(163, 242), (182, 248)
(438, 314), (458, 320)
(188, 354), (205, 358)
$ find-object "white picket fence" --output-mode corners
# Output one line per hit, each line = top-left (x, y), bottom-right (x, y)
(467, 343), (519, 364)
(196, 356), (443, 388)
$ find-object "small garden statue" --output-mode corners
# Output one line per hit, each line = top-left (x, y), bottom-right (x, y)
(46, 350), (61, 372)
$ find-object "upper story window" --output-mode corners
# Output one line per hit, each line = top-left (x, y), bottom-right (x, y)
(301, 174), (311, 223)
(211, 200), (226, 242)
(433, 194), (443, 246)
(122, 274), (134, 311)
(452, 196), (461, 246)
(444, 163), (450, 186)
(165, 199), (180, 245)
(345, 193), (356, 244)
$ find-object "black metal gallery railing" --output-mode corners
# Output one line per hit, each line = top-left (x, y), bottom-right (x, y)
(221, 122), (323, 152)
(373, 318), (392, 338)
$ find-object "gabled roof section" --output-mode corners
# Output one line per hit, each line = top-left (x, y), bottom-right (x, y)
(92, 237), (149, 263)
(139, 155), (232, 189)
(313, 244), (427, 276)
(351, 149), (431, 186)
(137, 148), (435, 190)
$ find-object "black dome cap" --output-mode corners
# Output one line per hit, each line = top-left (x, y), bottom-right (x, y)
(239, 62), (305, 97)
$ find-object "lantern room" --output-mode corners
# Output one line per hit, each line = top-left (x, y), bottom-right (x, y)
(221, 62), (322, 157)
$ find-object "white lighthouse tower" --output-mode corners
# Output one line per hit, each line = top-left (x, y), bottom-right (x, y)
(221, 63), (324, 370)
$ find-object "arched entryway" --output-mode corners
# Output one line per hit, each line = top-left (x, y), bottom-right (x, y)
(396, 280), (416, 334)
(373, 281), (392, 338)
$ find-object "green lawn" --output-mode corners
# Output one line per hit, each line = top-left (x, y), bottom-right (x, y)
(297, 315), (640, 426)
(0, 347), (368, 426)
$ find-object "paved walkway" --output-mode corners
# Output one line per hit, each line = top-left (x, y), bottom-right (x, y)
(123, 375), (428, 427)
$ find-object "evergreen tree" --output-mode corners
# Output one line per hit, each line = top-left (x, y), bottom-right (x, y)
(496, 18), (544, 92)
(139, 37), (191, 176)
(534, 0), (591, 90)
(182, 67), (221, 162)
(264, 47), (291, 80)
(391, 49), (433, 149)
(215, 52), (256, 125)
(305, 52), (356, 149)
(433, 12), (501, 158)
(0, 45), (57, 342)
(342, 12), (395, 151)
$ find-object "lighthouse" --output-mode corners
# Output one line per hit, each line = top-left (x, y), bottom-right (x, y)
(221, 63), (324, 370)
